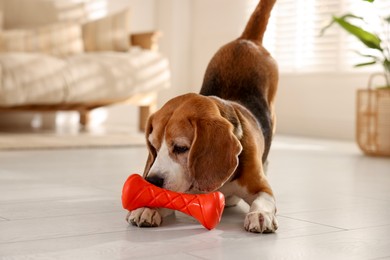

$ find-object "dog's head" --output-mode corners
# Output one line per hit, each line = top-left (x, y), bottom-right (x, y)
(143, 93), (242, 193)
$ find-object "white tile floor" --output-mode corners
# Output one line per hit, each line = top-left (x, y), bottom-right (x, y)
(0, 135), (390, 260)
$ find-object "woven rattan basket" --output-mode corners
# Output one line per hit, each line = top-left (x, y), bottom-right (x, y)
(356, 74), (390, 156)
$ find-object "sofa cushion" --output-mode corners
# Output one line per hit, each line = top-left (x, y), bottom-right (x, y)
(0, 48), (170, 106)
(0, 53), (68, 106)
(63, 48), (170, 102)
(82, 8), (131, 52)
(0, 0), (88, 29)
(0, 23), (84, 57)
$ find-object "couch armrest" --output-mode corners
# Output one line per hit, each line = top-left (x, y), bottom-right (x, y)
(130, 31), (162, 51)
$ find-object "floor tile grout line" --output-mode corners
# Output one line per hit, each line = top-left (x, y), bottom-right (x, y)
(2, 182), (122, 194)
(334, 193), (390, 203)
(370, 256), (390, 260)
(276, 229), (350, 241)
(278, 215), (348, 231)
(186, 252), (210, 260)
(279, 201), (390, 215)
(0, 196), (120, 206)
(279, 214), (390, 232)
(0, 229), (130, 245)
(345, 223), (390, 232)
(0, 210), (125, 222)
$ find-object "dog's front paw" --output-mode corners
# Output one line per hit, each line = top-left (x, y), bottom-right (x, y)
(126, 208), (162, 227)
(244, 211), (278, 233)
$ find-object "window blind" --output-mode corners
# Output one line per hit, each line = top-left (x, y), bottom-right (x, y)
(262, 0), (390, 73)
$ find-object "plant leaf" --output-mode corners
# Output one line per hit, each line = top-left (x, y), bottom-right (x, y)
(383, 59), (390, 71)
(321, 14), (364, 36)
(354, 60), (377, 67)
(320, 20), (336, 36)
(333, 15), (382, 51)
(363, 0), (374, 2)
(340, 14), (364, 20)
(385, 15), (390, 23)
(353, 51), (381, 60)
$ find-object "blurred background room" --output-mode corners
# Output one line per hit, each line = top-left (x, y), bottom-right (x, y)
(0, 0), (389, 149)
(0, 0), (388, 144)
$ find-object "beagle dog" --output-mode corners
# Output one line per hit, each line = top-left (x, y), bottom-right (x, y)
(127, 0), (278, 233)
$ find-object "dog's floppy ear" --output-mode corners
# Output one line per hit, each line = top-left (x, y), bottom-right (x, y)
(189, 117), (242, 192)
(143, 114), (156, 177)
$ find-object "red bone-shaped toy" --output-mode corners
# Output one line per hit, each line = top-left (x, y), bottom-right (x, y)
(122, 174), (225, 230)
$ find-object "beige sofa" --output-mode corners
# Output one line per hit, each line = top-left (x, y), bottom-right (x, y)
(0, 0), (170, 131)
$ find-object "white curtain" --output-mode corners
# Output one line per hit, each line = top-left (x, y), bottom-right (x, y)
(263, 0), (390, 73)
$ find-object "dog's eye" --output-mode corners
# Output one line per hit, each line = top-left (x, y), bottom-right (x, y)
(173, 145), (189, 154)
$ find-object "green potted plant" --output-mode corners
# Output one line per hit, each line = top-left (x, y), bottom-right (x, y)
(322, 0), (390, 156)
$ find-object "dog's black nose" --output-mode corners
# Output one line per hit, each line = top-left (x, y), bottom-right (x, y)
(145, 176), (164, 188)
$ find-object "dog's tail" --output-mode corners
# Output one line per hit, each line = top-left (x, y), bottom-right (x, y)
(240, 0), (276, 43)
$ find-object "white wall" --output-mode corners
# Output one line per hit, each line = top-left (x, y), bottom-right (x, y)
(275, 73), (372, 140)
(154, 0), (192, 104)
(100, 0), (158, 127)
(190, 0), (257, 92)
(107, 0), (156, 33)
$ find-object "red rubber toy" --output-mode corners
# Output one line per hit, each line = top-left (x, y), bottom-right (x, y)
(122, 174), (225, 230)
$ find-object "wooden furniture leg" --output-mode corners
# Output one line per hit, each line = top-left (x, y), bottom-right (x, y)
(139, 94), (157, 132)
(79, 109), (90, 127)
(139, 106), (151, 132)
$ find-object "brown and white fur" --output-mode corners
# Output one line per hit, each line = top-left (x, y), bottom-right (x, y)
(127, 0), (278, 233)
